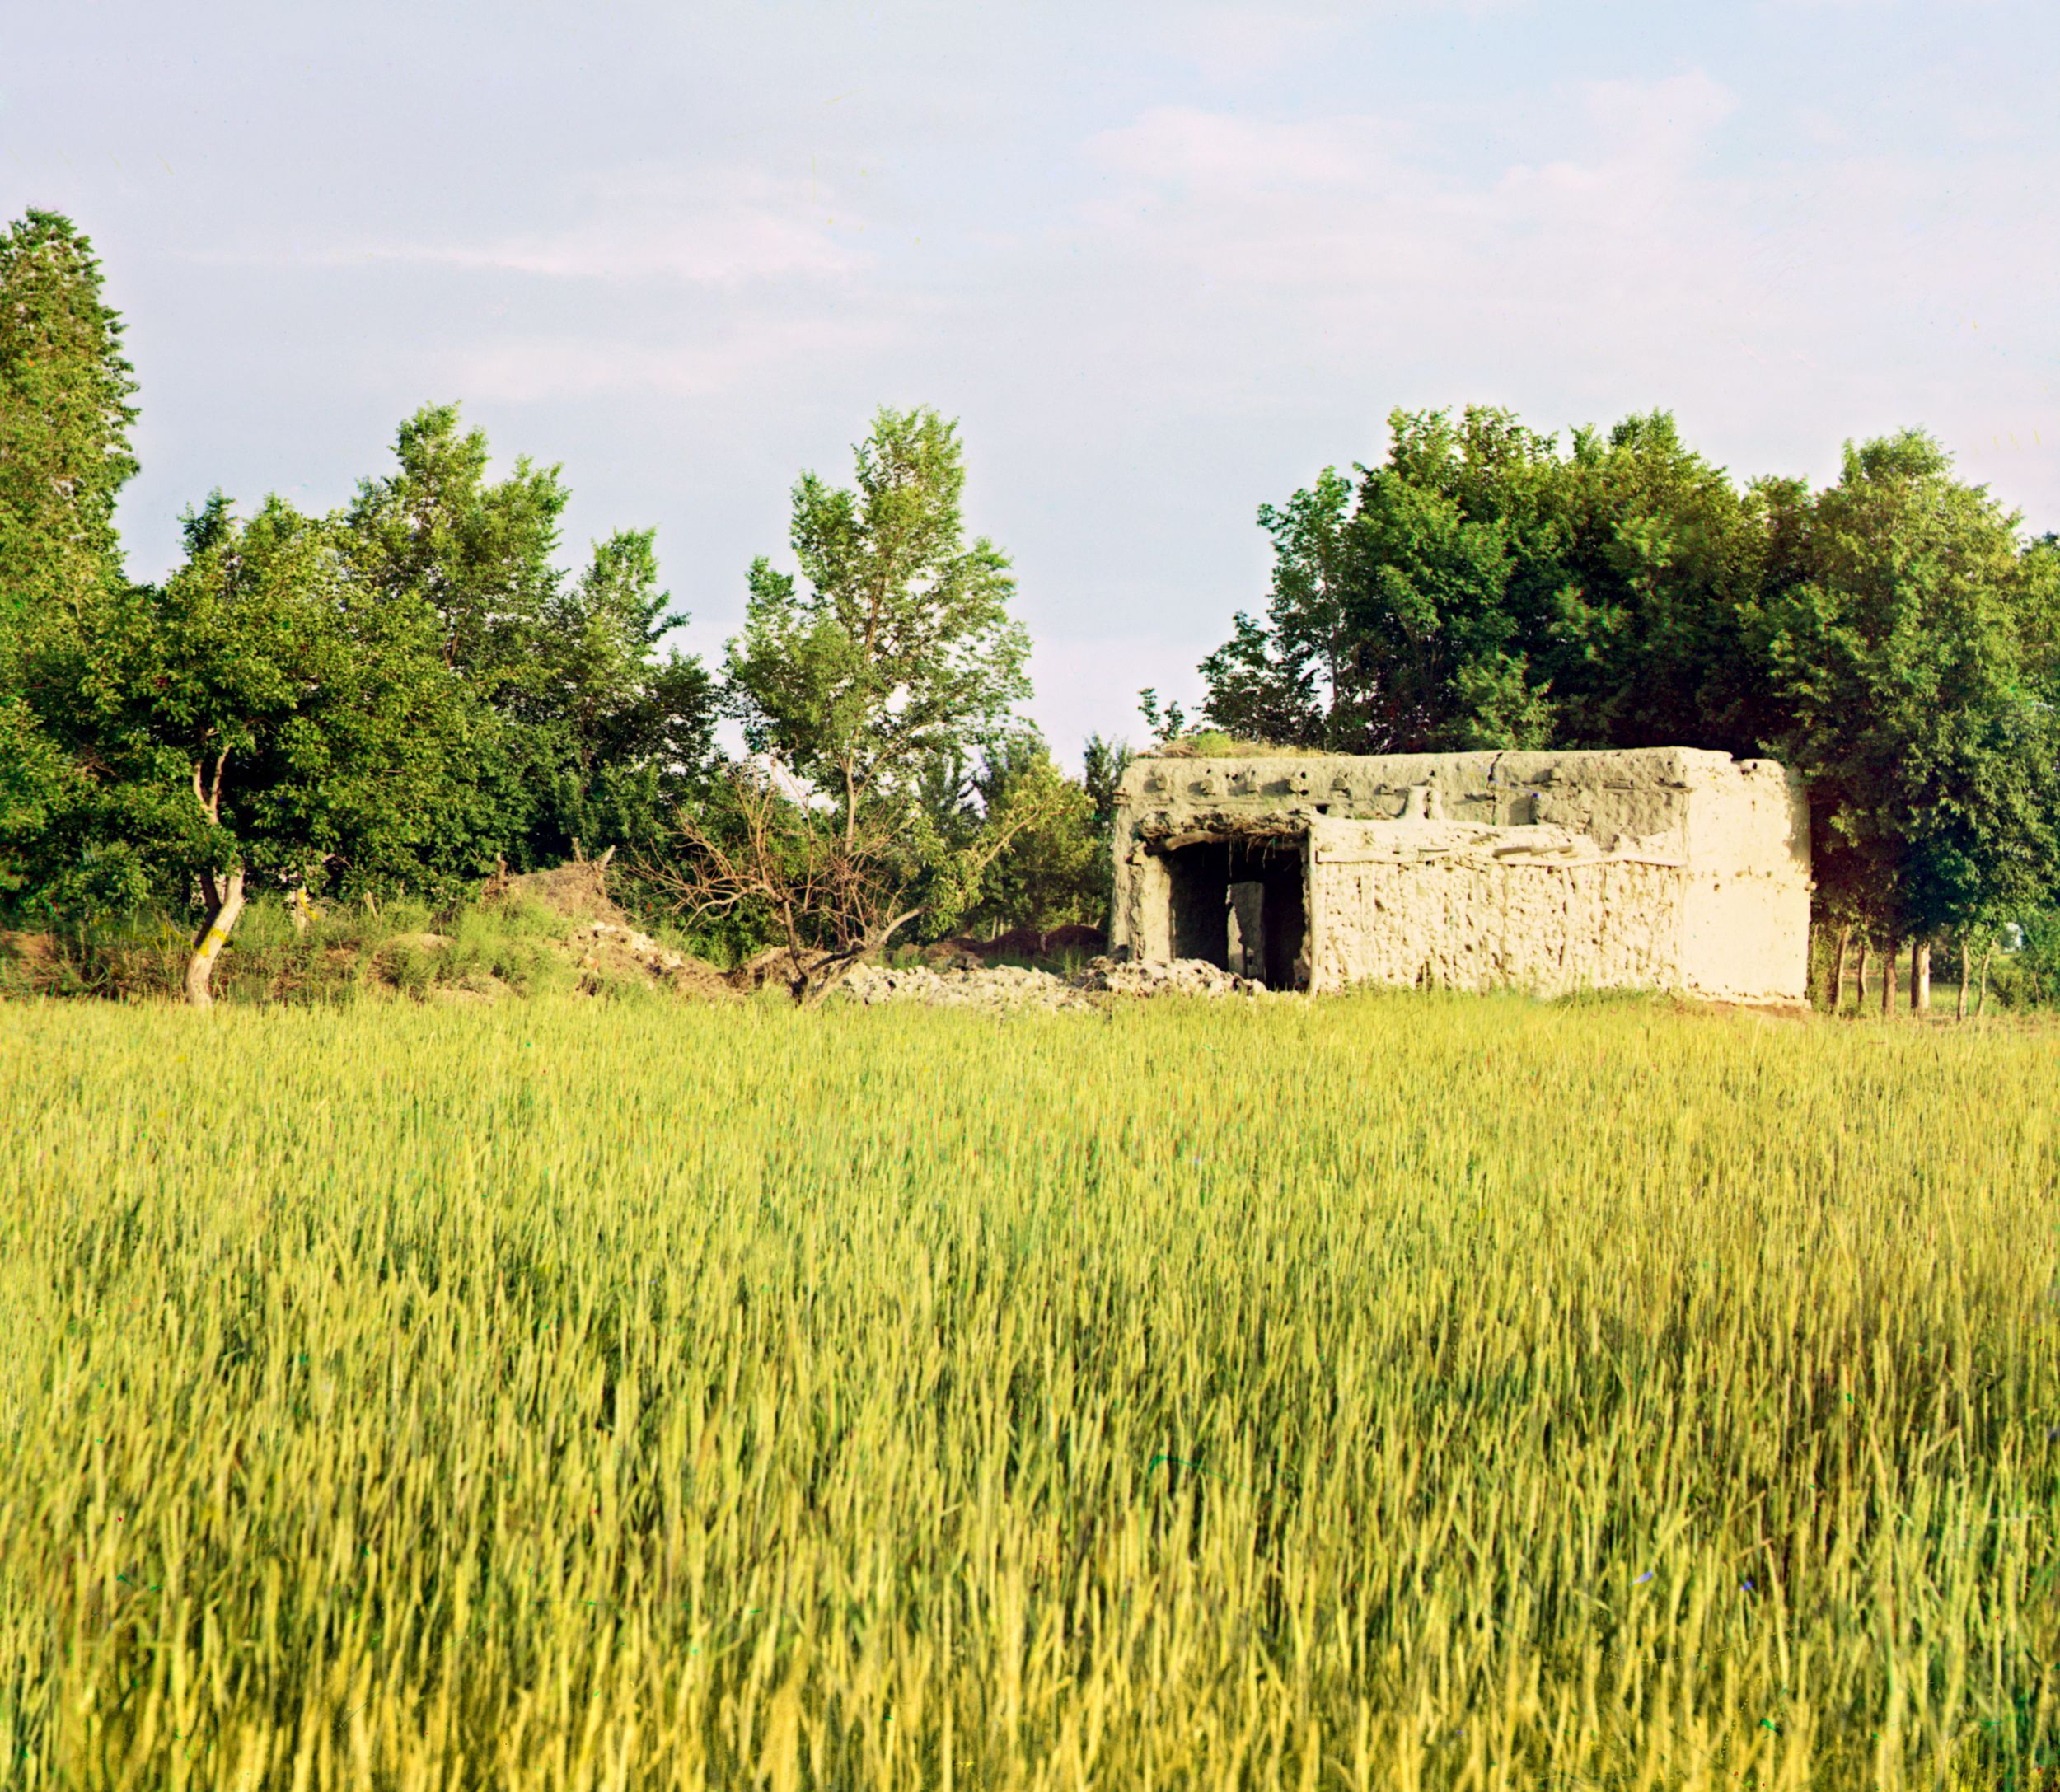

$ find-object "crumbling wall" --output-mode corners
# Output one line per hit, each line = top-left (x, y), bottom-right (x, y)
(1110, 748), (1810, 1002)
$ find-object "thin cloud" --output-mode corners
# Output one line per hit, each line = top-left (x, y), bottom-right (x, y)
(339, 168), (867, 287)
(453, 313), (897, 403)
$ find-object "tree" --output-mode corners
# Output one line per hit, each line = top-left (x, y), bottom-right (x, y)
(0, 209), (137, 634)
(341, 403), (716, 870)
(517, 527), (717, 863)
(1080, 732), (1135, 928)
(77, 494), (485, 1004)
(1196, 468), (1349, 746)
(725, 406), (1030, 849)
(1200, 409), (1562, 753)
(1755, 431), (2060, 1014)
(959, 737), (1102, 937)
(0, 209), (139, 918)
(655, 408), (1046, 994)
(1540, 412), (1781, 754)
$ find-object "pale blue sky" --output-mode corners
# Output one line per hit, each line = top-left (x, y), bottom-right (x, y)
(11, 0), (2058, 758)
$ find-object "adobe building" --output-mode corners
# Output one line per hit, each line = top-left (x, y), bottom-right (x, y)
(1108, 748), (1810, 1002)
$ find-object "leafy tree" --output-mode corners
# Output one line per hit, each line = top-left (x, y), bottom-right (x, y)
(1541, 412), (1781, 754)
(519, 527), (717, 863)
(1201, 409), (1562, 752)
(77, 494), (486, 1004)
(1198, 407), (1809, 760)
(0, 209), (137, 635)
(1756, 431), (2060, 1010)
(1197, 468), (1350, 746)
(960, 737), (1101, 936)
(341, 404), (715, 868)
(726, 405), (1030, 848)
(654, 408), (1046, 994)
(0, 209), (139, 917)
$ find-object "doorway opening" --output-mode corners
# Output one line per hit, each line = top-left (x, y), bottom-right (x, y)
(1162, 833), (1308, 990)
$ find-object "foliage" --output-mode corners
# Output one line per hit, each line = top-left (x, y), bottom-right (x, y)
(2, 994), (2055, 1786)
(726, 405), (1030, 842)
(343, 405), (718, 870)
(0, 209), (137, 635)
(0, 211), (140, 918)
(660, 407), (1045, 983)
(73, 493), (496, 905)
(1756, 430), (2060, 947)
(957, 737), (1103, 936)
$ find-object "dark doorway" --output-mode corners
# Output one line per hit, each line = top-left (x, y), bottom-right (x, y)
(1161, 835), (1308, 990)
(1167, 840), (1230, 966)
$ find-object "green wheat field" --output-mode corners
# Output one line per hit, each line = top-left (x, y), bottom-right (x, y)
(2, 994), (2056, 1790)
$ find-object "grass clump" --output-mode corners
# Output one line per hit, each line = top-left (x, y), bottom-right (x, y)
(2, 994), (2055, 1788)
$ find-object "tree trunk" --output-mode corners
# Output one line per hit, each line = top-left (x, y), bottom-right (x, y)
(289, 887), (311, 935)
(185, 866), (246, 1008)
(1880, 936), (1896, 1017)
(1911, 940), (1930, 1014)
(1853, 937), (1869, 1009)
(794, 906), (925, 1008)
(1978, 942), (1995, 1018)
(1828, 925), (1851, 1013)
(1956, 933), (1971, 1022)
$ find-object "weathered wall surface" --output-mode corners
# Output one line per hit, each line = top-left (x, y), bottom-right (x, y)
(1110, 748), (1810, 1002)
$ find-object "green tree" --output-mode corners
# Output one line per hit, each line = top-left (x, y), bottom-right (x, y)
(1541, 412), (1781, 754)
(78, 494), (485, 1004)
(726, 405), (1030, 848)
(341, 403), (715, 869)
(0, 209), (140, 917)
(653, 409), (1045, 995)
(1201, 409), (1562, 752)
(961, 737), (1102, 936)
(519, 527), (717, 863)
(0, 209), (137, 637)
(1197, 468), (1349, 746)
(1756, 431), (2060, 1013)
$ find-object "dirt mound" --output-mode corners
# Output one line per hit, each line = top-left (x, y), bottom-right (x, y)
(496, 861), (625, 925)
(0, 931), (63, 996)
(568, 919), (733, 1000)
(841, 963), (1092, 1013)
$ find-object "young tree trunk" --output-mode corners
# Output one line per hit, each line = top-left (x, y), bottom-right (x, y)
(1828, 924), (1851, 1012)
(185, 866), (246, 1008)
(1880, 936), (1897, 1017)
(1853, 936), (1869, 1008)
(1978, 942), (1995, 1018)
(1956, 933), (1971, 1021)
(1911, 940), (1930, 1013)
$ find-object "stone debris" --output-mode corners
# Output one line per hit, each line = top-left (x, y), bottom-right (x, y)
(574, 919), (688, 974)
(1071, 957), (1264, 999)
(572, 920), (735, 999)
(838, 956), (1263, 1011)
(840, 962), (1092, 1012)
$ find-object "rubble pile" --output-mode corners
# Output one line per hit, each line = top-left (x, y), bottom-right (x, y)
(838, 956), (1264, 1010)
(840, 963), (1092, 1013)
(1071, 957), (1266, 999)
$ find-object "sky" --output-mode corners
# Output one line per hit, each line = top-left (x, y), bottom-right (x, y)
(10, 0), (2060, 762)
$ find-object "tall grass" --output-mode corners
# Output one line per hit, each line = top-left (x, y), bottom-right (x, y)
(2, 994), (2054, 1790)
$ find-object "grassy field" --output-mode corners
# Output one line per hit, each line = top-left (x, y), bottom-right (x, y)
(2, 994), (2056, 1790)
